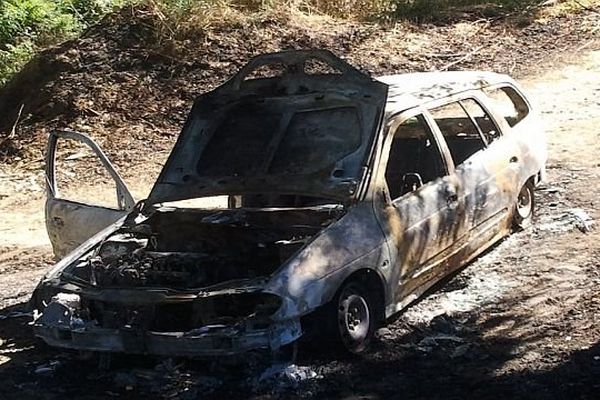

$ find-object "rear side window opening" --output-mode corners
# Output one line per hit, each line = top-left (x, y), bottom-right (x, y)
(428, 98), (501, 167)
(460, 98), (501, 144)
(483, 86), (530, 127)
(429, 101), (480, 166)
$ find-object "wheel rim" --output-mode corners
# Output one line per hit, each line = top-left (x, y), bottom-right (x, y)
(517, 185), (532, 219)
(338, 292), (370, 346)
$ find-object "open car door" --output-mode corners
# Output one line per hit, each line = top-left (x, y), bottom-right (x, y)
(45, 130), (135, 259)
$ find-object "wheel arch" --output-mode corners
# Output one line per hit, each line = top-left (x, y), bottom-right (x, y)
(298, 266), (387, 350)
(330, 267), (387, 326)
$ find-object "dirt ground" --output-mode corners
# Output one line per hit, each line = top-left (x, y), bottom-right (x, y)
(0, 13), (599, 400)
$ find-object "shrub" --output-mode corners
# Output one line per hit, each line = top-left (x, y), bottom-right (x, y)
(0, 0), (130, 85)
(0, 41), (34, 86)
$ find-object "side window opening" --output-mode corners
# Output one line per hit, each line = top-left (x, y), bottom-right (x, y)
(483, 86), (530, 127)
(54, 137), (122, 209)
(385, 115), (446, 200)
(460, 98), (501, 144)
(429, 101), (486, 166)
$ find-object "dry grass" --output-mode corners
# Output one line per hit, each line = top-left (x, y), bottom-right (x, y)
(146, 0), (369, 45)
(147, 0), (600, 39)
(536, 0), (600, 19)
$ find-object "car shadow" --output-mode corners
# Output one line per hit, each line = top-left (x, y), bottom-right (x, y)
(294, 305), (599, 400)
(1, 289), (598, 400)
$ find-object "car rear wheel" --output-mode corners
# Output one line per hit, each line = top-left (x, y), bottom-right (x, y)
(513, 181), (535, 230)
(334, 281), (376, 354)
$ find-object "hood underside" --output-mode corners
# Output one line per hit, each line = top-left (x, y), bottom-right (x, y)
(146, 50), (388, 205)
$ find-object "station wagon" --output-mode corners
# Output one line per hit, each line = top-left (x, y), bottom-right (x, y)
(31, 50), (546, 355)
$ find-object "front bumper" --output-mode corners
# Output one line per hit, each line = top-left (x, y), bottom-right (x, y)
(33, 320), (301, 357)
(32, 293), (302, 357)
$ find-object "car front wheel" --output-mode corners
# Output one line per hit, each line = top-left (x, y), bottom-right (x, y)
(334, 281), (376, 354)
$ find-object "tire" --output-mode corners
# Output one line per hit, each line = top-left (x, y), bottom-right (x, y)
(331, 281), (377, 354)
(513, 181), (535, 230)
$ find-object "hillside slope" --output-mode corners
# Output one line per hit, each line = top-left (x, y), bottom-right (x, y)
(0, 5), (597, 183)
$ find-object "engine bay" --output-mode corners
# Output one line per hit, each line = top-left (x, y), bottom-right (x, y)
(66, 205), (344, 290)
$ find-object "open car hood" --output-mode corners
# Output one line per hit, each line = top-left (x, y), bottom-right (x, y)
(146, 50), (388, 205)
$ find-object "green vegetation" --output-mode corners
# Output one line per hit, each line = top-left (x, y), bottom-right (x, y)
(0, 0), (130, 85)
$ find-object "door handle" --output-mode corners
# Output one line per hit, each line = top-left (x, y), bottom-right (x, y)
(509, 156), (519, 163)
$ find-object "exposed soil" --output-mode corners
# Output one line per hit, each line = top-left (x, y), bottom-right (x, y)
(0, 5), (599, 400)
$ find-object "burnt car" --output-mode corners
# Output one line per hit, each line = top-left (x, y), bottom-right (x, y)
(32, 50), (546, 355)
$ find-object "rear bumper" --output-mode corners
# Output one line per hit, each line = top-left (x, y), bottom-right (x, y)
(33, 318), (302, 357)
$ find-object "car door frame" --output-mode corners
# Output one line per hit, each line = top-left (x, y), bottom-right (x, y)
(423, 90), (522, 263)
(374, 106), (478, 311)
(460, 91), (520, 229)
(45, 130), (135, 258)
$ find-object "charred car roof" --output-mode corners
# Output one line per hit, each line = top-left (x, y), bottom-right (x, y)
(378, 71), (516, 116)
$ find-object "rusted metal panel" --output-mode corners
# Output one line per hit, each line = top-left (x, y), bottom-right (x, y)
(45, 198), (128, 259)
